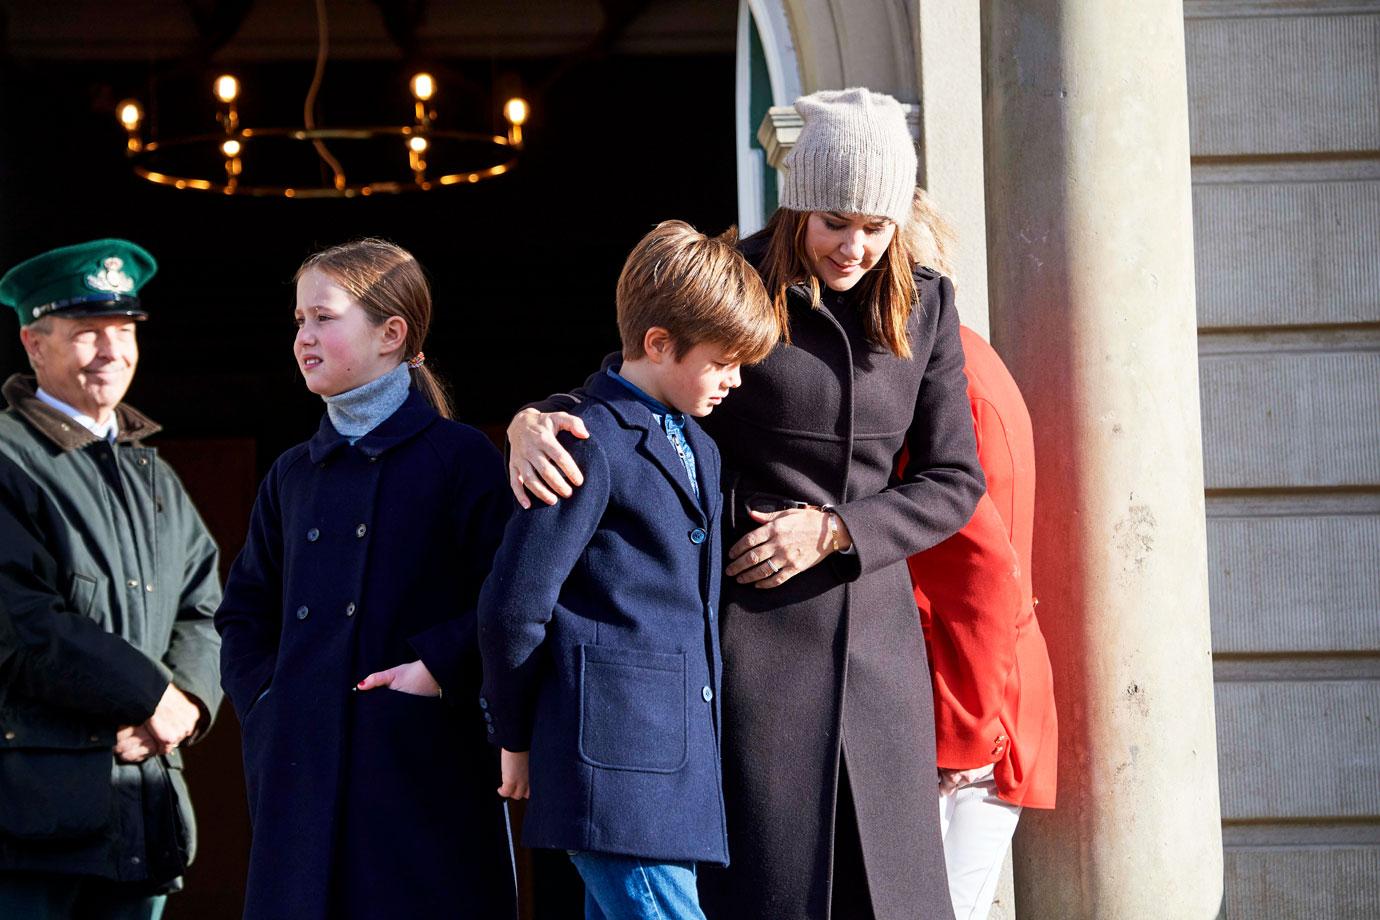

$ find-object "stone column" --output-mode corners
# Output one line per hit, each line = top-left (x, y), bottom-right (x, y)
(982, 2), (1224, 918)
(914, 1), (991, 338)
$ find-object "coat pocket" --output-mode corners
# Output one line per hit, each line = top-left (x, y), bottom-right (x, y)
(577, 645), (688, 773)
(0, 720), (115, 840)
(66, 571), (103, 618)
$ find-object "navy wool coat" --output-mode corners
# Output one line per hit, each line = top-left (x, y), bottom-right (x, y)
(215, 390), (517, 920)
(478, 372), (729, 865)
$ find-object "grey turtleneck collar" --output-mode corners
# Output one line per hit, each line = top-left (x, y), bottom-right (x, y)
(323, 362), (411, 443)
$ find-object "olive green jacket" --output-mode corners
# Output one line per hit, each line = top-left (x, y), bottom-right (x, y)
(0, 374), (222, 889)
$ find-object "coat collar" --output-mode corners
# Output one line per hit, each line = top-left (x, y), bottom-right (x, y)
(2, 373), (161, 451)
(586, 372), (708, 523)
(307, 387), (438, 464)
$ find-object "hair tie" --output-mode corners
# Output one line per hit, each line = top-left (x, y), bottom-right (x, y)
(407, 351), (426, 369)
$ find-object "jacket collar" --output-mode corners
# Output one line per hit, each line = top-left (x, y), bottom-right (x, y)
(307, 387), (438, 464)
(2, 373), (161, 451)
(586, 372), (708, 523)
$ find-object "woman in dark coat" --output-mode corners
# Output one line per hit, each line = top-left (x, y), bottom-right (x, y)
(509, 89), (982, 920)
(214, 240), (516, 920)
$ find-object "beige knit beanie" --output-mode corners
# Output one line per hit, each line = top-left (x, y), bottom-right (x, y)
(780, 87), (917, 226)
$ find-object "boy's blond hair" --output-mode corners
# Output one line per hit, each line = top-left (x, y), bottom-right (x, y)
(616, 221), (779, 364)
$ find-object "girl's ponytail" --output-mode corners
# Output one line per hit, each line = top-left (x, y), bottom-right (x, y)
(408, 362), (453, 420)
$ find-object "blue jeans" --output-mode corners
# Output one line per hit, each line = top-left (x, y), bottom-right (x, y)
(568, 851), (707, 920)
(0, 873), (166, 920)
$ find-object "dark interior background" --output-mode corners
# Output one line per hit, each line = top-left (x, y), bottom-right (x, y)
(0, 2), (738, 916)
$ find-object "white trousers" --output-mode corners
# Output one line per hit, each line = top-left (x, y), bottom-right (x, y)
(938, 766), (1023, 920)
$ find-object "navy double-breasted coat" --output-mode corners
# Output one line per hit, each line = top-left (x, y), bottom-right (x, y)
(215, 390), (517, 920)
(477, 372), (729, 865)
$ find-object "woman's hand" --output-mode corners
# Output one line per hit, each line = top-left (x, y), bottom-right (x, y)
(498, 749), (530, 799)
(357, 660), (442, 697)
(506, 408), (590, 509)
(939, 764), (997, 795)
(725, 507), (853, 588)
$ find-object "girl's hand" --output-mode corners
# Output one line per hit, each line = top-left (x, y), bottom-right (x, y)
(506, 409), (590, 509)
(357, 660), (441, 697)
(726, 507), (853, 588)
(498, 749), (530, 799)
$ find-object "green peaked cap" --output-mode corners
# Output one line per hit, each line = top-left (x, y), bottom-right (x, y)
(0, 239), (157, 327)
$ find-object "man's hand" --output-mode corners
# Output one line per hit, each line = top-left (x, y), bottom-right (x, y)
(498, 748), (530, 799)
(356, 660), (442, 697)
(113, 725), (160, 763)
(143, 683), (201, 754)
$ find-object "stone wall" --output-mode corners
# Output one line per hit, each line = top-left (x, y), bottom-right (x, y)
(1185, 2), (1380, 917)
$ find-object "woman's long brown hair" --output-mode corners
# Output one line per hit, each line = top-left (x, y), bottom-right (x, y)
(757, 206), (917, 359)
(295, 238), (453, 419)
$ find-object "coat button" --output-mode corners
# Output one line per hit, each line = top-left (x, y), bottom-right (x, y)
(345, 602), (356, 617)
(137, 457), (148, 466)
(296, 605), (309, 620)
(89, 734), (101, 743)
(127, 579), (139, 588)
(483, 712), (493, 723)
(478, 696), (488, 710)
(144, 583), (154, 592)
(307, 528), (320, 542)
(701, 686), (714, 702)
(486, 725), (495, 734)
(356, 524), (367, 538)
(3, 730), (15, 741)
(689, 528), (707, 544)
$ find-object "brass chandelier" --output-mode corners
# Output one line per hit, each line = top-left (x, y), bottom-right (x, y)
(114, 1), (529, 198)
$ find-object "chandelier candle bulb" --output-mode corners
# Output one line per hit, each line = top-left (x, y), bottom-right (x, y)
(221, 139), (242, 158)
(408, 136), (429, 153)
(214, 74), (240, 104)
(410, 73), (435, 101)
(503, 97), (529, 126)
(116, 99), (143, 152)
(118, 100), (143, 128)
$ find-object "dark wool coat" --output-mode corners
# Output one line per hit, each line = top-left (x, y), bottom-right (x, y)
(478, 372), (728, 865)
(0, 374), (223, 890)
(215, 390), (517, 920)
(536, 237), (982, 920)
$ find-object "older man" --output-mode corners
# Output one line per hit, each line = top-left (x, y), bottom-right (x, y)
(0, 239), (222, 919)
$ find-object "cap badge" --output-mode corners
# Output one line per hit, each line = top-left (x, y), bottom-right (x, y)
(85, 257), (135, 294)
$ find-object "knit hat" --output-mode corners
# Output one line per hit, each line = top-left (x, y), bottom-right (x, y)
(780, 87), (917, 226)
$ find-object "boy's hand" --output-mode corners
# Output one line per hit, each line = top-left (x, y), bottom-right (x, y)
(506, 408), (589, 509)
(498, 749), (530, 799)
(357, 660), (442, 697)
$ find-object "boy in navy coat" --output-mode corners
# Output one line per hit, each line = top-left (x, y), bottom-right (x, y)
(478, 221), (779, 919)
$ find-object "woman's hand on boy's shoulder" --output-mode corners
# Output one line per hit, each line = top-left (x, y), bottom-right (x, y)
(356, 660), (442, 697)
(507, 408), (590, 509)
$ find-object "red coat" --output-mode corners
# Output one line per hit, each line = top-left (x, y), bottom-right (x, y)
(905, 326), (1058, 808)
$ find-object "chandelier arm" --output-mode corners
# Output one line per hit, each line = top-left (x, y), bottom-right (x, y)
(305, 0), (347, 191)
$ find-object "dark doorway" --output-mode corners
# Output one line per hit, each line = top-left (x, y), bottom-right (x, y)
(1, 3), (738, 917)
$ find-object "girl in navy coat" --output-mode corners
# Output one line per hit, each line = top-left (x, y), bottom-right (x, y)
(214, 239), (517, 920)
